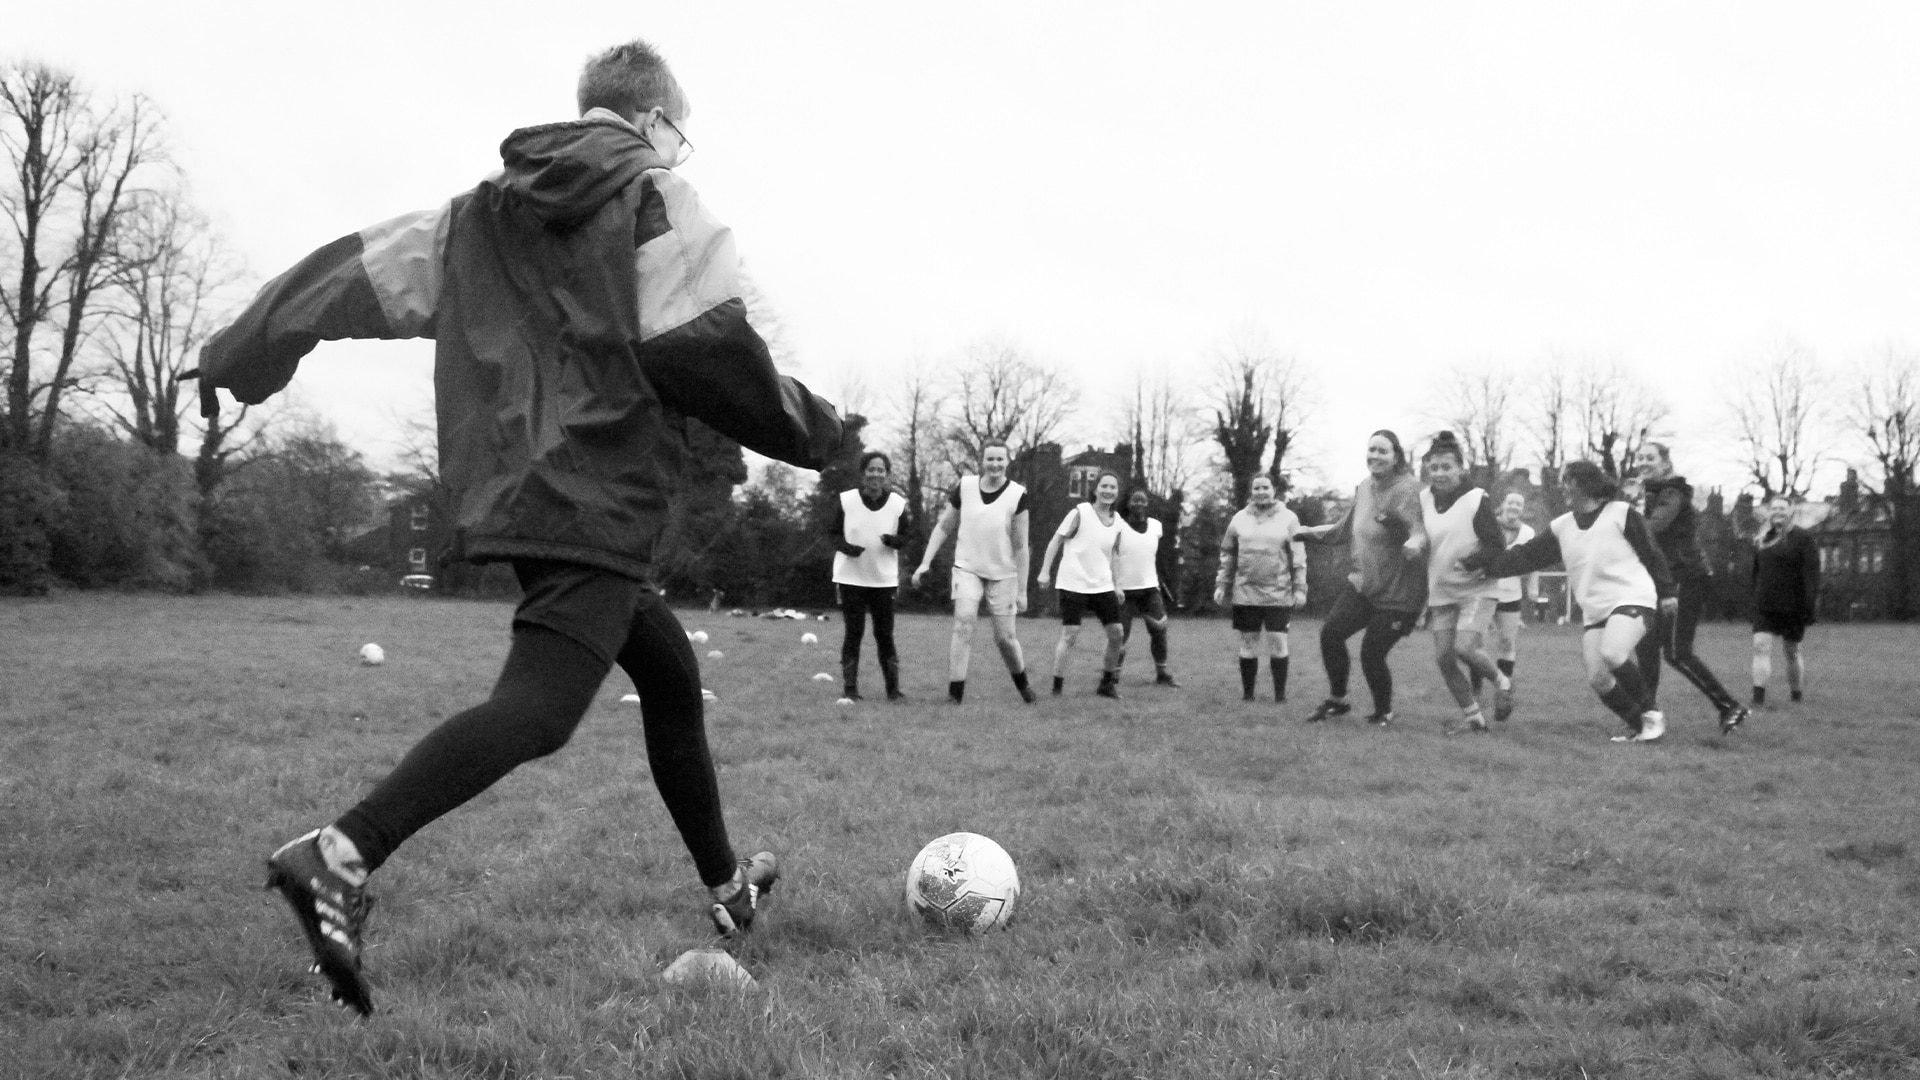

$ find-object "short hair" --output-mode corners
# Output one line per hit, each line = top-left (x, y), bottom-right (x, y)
(1561, 460), (1620, 501)
(1370, 429), (1411, 475)
(858, 451), (892, 473)
(1643, 441), (1672, 465)
(577, 39), (690, 121)
(980, 442), (1011, 460)
(1422, 430), (1465, 467)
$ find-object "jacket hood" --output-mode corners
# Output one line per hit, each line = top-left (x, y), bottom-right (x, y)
(498, 113), (665, 228)
(1646, 473), (1694, 500)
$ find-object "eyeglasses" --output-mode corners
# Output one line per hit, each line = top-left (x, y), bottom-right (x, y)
(653, 110), (694, 166)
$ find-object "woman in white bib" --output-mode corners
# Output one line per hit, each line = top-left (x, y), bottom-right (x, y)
(830, 451), (909, 701)
(1463, 461), (1677, 744)
(1416, 432), (1511, 734)
(1036, 471), (1128, 699)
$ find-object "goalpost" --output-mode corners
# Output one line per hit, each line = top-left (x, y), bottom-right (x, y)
(1533, 571), (1574, 625)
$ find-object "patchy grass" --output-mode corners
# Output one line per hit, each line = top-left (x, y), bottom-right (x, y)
(3, 593), (1918, 1078)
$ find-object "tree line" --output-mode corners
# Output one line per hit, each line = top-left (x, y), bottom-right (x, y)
(5, 61), (1917, 619)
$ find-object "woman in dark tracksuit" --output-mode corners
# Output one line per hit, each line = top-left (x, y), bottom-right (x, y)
(1750, 494), (1820, 707)
(1297, 429), (1429, 726)
(1632, 443), (1749, 734)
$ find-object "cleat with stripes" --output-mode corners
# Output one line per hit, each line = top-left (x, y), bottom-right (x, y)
(265, 830), (374, 1016)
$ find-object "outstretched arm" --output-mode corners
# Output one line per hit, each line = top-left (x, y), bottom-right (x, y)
(912, 505), (961, 588)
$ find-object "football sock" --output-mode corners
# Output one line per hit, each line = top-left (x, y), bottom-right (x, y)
(1010, 671), (1031, 694)
(1609, 662), (1651, 711)
(1752, 686), (1765, 705)
(317, 826), (369, 887)
(1268, 656), (1289, 701)
(1051, 675), (1065, 695)
(1239, 657), (1258, 699)
(949, 680), (965, 703)
(1598, 683), (1643, 725)
(1496, 659), (1515, 678)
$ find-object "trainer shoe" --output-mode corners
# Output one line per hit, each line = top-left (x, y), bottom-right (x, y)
(709, 851), (780, 937)
(1154, 671), (1181, 688)
(1096, 682), (1121, 700)
(1719, 704), (1750, 735)
(1631, 710), (1666, 743)
(1018, 684), (1039, 705)
(1494, 685), (1515, 722)
(1305, 698), (1353, 723)
(1365, 711), (1394, 727)
(265, 830), (374, 1017)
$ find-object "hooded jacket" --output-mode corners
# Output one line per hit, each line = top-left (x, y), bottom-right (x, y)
(1642, 475), (1708, 581)
(196, 110), (842, 581)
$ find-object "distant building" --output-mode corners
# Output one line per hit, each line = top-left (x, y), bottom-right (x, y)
(1012, 442), (1182, 610)
(1808, 469), (1903, 620)
(341, 494), (447, 586)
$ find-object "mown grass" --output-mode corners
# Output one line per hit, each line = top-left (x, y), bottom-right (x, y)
(3, 593), (1917, 1079)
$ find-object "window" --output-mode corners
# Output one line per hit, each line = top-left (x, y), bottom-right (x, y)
(1819, 545), (1836, 574)
(1865, 544), (1884, 574)
(408, 547), (428, 570)
(411, 504), (430, 531)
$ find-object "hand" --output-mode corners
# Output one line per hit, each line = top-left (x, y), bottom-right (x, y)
(1015, 591), (1029, 615)
(1292, 588), (1308, 609)
(837, 542), (865, 558)
(1402, 541), (1423, 563)
(1659, 596), (1678, 618)
(1035, 570), (1050, 588)
(1212, 586), (1226, 607)
(880, 533), (902, 549)
(911, 567), (928, 589)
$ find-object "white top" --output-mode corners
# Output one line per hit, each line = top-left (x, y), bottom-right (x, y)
(1114, 516), (1163, 591)
(1421, 487), (1500, 606)
(1552, 501), (1656, 618)
(1054, 503), (1122, 594)
(954, 476), (1026, 580)
(833, 489), (907, 588)
(1492, 522), (1536, 603)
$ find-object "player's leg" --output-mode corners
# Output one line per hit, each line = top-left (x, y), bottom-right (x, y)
(1664, 577), (1739, 718)
(1051, 596), (1083, 695)
(1141, 588), (1177, 685)
(948, 572), (984, 701)
(870, 589), (904, 701)
(1308, 584), (1367, 720)
(1783, 628), (1805, 701)
(1234, 604), (1264, 701)
(985, 578), (1034, 701)
(839, 585), (870, 700)
(1096, 593), (1126, 698)
(1357, 607), (1414, 724)
(1594, 610), (1660, 741)
(1265, 610), (1292, 704)
(1750, 630), (1774, 706)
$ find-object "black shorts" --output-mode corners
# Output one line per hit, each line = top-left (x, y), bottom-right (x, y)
(1753, 610), (1810, 642)
(1231, 605), (1291, 633)
(511, 558), (661, 666)
(1583, 604), (1655, 633)
(1060, 590), (1123, 627)
(1123, 587), (1167, 620)
(1495, 599), (1523, 614)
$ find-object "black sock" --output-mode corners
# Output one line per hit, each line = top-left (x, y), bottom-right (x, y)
(1496, 659), (1515, 678)
(1610, 662), (1651, 712)
(1239, 657), (1258, 698)
(1269, 656), (1289, 701)
(1011, 670), (1031, 693)
(1051, 675), (1065, 695)
(1752, 686), (1765, 705)
(1598, 682), (1643, 725)
(949, 680), (965, 703)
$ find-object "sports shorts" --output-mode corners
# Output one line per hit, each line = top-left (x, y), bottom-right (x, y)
(511, 558), (659, 666)
(953, 569), (1020, 616)
(1584, 604), (1656, 632)
(1753, 610), (1810, 642)
(1123, 586), (1167, 621)
(1428, 595), (1497, 635)
(1231, 605), (1291, 634)
(1059, 589), (1123, 627)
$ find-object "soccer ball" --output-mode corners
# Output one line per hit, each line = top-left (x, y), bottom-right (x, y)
(905, 832), (1019, 933)
(358, 643), (385, 666)
(801, 632), (819, 645)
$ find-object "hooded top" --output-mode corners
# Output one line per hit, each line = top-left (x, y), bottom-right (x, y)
(1642, 474), (1709, 580)
(197, 110), (842, 581)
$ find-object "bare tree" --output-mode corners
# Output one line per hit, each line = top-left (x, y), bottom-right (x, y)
(941, 336), (1075, 468)
(1571, 356), (1668, 480)
(1, 62), (162, 460)
(1427, 362), (1516, 484)
(886, 356), (948, 542)
(97, 188), (235, 455)
(1520, 357), (1575, 478)
(1207, 327), (1309, 505)
(1725, 339), (1827, 498)
(1121, 365), (1202, 496)
(1851, 345), (1920, 618)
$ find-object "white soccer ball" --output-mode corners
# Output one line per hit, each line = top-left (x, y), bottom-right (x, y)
(358, 643), (385, 666)
(801, 632), (819, 645)
(691, 630), (710, 644)
(905, 832), (1020, 933)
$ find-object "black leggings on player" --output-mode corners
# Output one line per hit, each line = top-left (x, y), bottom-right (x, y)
(1635, 573), (1739, 714)
(331, 598), (737, 888)
(839, 585), (899, 669)
(1319, 583), (1416, 714)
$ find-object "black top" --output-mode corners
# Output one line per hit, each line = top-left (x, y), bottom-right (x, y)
(1642, 475), (1708, 581)
(1752, 526), (1819, 621)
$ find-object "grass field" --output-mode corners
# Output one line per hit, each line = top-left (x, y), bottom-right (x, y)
(3, 593), (1918, 1079)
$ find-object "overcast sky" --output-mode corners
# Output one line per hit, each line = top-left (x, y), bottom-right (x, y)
(18, 1), (1920, 496)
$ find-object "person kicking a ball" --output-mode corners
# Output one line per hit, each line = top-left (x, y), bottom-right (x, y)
(194, 39), (844, 1015)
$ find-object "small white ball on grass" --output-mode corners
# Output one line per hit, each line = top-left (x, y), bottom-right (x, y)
(801, 632), (818, 645)
(706, 650), (724, 660)
(811, 672), (834, 682)
(835, 697), (855, 706)
(358, 643), (385, 666)
(691, 630), (710, 644)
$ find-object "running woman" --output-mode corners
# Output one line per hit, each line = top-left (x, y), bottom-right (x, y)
(911, 443), (1038, 704)
(830, 451), (909, 702)
(1463, 461), (1676, 743)
(1299, 430), (1428, 726)
(1116, 488), (1180, 688)
(1750, 494), (1819, 708)
(1213, 474), (1309, 705)
(1416, 432), (1511, 734)
(1035, 471), (1128, 699)
(1475, 491), (1539, 705)
(1631, 443), (1749, 732)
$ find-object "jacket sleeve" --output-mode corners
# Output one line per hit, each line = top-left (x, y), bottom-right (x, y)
(1801, 532), (1821, 621)
(1467, 527), (1561, 578)
(196, 206), (449, 416)
(1215, 517), (1240, 596)
(1622, 507), (1675, 599)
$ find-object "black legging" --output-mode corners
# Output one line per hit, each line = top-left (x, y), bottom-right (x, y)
(1636, 573), (1738, 714)
(1319, 582), (1417, 714)
(839, 585), (899, 668)
(333, 595), (736, 888)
